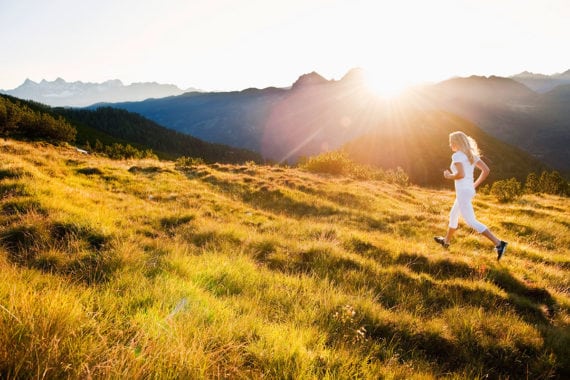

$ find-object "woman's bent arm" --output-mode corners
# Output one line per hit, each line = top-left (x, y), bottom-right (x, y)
(474, 160), (490, 188)
(444, 163), (464, 180)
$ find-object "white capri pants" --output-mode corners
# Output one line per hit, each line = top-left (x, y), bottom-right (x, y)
(448, 188), (488, 233)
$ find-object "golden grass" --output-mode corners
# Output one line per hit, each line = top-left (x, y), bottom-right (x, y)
(0, 139), (569, 379)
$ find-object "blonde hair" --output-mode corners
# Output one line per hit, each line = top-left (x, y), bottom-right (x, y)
(449, 131), (480, 164)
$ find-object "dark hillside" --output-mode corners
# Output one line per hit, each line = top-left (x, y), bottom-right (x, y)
(0, 94), (261, 163)
(56, 107), (262, 163)
(343, 110), (548, 186)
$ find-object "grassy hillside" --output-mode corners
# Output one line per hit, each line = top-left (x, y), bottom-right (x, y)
(1, 139), (569, 379)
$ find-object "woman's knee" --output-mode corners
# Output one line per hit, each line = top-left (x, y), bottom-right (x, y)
(468, 220), (487, 233)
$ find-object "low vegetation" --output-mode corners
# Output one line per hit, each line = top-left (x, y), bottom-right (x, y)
(299, 151), (409, 186)
(1, 139), (569, 379)
(480, 171), (569, 203)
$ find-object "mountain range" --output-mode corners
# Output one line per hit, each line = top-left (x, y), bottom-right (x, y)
(103, 69), (569, 176)
(95, 70), (392, 163)
(510, 69), (570, 93)
(0, 78), (197, 107)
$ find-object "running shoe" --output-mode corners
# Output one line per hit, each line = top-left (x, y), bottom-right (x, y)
(434, 236), (449, 249)
(496, 241), (508, 261)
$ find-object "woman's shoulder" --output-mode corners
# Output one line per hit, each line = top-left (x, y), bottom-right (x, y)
(452, 151), (468, 162)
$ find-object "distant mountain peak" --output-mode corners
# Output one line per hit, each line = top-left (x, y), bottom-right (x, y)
(291, 71), (329, 89)
(3, 77), (185, 107)
(22, 78), (37, 86)
(340, 67), (366, 84)
(103, 79), (123, 86)
(511, 69), (570, 93)
(37, 77), (69, 85)
(436, 75), (536, 100)
(512, 71), (549, 79)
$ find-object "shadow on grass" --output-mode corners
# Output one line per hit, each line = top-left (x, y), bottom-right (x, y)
(487, 267), (557, 323)
(1, 220), (117, 284)
(264, 246), (363, 277)
(0, 167), (31, 180)
(486, 267), (569, 377)
(128, 166), (173, 175)
(342, 236), (392, 263)
(361, 314), (550, 379)
(2, 198), (48, 216)
(76, 167), (104, 176)
(395, 252), (476, 280)
(501, 221), (556, 250)
(0, 182), (29, 199)
(198, 173), (339, 218)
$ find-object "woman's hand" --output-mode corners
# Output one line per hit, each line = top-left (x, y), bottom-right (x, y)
(444, 163), (464, 180)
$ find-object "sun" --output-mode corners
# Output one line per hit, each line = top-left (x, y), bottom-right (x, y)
(362, 69), (411, 99)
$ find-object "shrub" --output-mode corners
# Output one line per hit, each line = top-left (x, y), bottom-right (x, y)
(301, 151), (410, 186)
(491, 178), (522, 202)
(89, 139), (157, 160)
(524, 172), (540, 194)
(175, 156), (205, 169)
(301, 151), (352, 176)
(384, 167), (410, 187)
(538, 170), (568, 196)
(478, 184), (491, 195)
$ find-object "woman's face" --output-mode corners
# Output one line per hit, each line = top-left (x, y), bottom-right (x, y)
(449, 140), (458, 152)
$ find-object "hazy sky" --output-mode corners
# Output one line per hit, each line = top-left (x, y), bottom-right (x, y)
(1, 0), (569, 91)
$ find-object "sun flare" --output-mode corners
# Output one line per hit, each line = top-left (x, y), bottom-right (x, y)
(363, 69), (411, 98)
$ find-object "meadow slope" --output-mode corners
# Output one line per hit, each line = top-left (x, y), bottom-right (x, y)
(1, 140), (569, 379)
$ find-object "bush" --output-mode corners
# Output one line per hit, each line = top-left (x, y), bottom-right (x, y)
(175, 156), (205, 169)
(523, 171), (569, 197)
(478, 184), (491, 195)
(301, 151), (352, 176)
(300, 151), (410, 186)
(524, 172), (540, 194)
(538, 171), (568, 196)
(384, 167), (410, 187)
(89, 139), (157, 160)
(491, 178), (522, 202)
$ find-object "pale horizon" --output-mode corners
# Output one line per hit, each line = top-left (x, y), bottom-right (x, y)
(1, 0), (569, 93)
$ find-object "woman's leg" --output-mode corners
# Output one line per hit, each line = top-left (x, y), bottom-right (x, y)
(444, 227), (457, 244)
(445, 198), (461, 244)
(457, 189), (500, 245)
(481, 229), (500, 246)
(448, 198), (460, 229)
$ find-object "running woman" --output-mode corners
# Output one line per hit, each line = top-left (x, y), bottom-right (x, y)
(434, 131), (507, 260)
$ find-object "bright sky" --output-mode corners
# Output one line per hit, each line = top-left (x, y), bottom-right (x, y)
(1, 0), (569, 92)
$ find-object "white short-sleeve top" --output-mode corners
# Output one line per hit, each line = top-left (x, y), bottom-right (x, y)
(451, 151), (479, 190)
